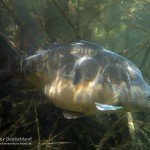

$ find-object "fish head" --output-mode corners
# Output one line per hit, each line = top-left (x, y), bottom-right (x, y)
(126, 78), (150, 112)
(95, 51), (150, 113)
(119, 60), (150, 112)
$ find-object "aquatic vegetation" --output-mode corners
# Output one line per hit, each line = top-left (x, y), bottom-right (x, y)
(0, 77), (149, 150)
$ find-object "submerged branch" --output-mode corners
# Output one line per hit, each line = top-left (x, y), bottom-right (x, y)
(1, 0), (23, 28)
(140, 45), (150, 69)
(1, 0), (25, 50)
(35, 107), (41, 149)
(51, 0), (77, 33)
(97, 115), (126, 149)
(31, 13), (51, 44)
(0, 100), (33, 138)
(135, 1), (150, 15)
(76, 0), (81, 40)
(130, 22), (150, 33)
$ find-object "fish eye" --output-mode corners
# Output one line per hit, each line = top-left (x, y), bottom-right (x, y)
(146, 95), (150, 101)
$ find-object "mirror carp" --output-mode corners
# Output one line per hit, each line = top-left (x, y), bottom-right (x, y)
(0, 33), (150, 119)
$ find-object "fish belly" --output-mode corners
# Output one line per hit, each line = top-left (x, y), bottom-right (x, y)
(44, 76), (97, 114)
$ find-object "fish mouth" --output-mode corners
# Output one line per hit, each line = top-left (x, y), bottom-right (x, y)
(143, 88), (150, 101)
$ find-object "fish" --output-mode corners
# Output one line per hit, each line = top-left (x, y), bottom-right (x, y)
(0, 32), (150, 119)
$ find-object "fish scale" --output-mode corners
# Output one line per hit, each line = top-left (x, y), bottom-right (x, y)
(0, 32), (150, 119)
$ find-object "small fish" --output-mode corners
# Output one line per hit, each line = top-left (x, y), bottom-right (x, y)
(0, 32), (150, 119)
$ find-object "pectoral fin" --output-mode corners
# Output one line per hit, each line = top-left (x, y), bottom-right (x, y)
(95, 102), (123, 111)
(62, 111), (85, 119)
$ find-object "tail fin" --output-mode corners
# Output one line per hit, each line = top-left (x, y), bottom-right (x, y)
(0, 32), (18, 83)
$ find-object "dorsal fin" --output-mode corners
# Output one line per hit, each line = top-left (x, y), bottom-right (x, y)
(39, 41), (104, 56)
(48, 40), (103, 51)
(79, 40), (103, 50)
